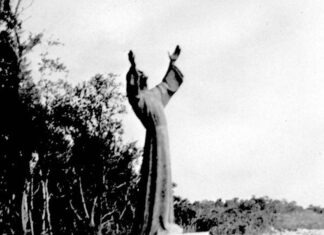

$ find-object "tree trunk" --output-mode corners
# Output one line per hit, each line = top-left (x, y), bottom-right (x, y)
(41, 177), (52, 235)
(21, 180), (35, 235)
(21, 183), (29, 234)
(22, 153), (38, 235)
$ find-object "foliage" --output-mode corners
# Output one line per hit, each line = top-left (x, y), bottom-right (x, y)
(174, 196), (324, 235)
(174, 196), (196, 232)
(308, 205), (324, 215)
(0, 1), (141, 234)
(26, 75), (141, 235)
(274, 210), (324, 231)
(0, 0), (42, 233)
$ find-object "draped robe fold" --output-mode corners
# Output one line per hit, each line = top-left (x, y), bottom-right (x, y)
(127, 63), (183, 235)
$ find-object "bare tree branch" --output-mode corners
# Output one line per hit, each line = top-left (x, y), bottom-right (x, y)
(100, 210), (115, 224)
(69, 200), (82, 221)
(90, 196), (98, 227)
(45, 179), (53, 235)
(116, 182), (126, 189)
(15, 0), (34, 16)
(14, 0), (22, 15)
(119, 207), (127, 220)
(79, 177), (90, 219)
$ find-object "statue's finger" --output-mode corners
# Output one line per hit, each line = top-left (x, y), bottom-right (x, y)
(128, 50), (136, 65)
(128, 50), (133, 59)
(175, 45), (181, 55)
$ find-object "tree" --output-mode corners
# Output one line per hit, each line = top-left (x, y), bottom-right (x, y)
(35, 74), (141, 234)
(0, 0), (42, 233)
(1, 1), (142, 234)
(174, 196), (196, 232)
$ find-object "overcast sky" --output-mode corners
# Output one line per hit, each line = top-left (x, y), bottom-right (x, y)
(24, 0), (324, 207)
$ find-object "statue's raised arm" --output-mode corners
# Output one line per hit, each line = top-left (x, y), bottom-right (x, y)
(157, 45), (184, 106)
(126, 50), (147, 99)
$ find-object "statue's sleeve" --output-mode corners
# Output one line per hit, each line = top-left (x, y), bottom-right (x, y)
(155, 64), (184, 107)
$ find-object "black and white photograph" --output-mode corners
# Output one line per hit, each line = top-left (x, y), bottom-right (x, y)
(1, 0), (324, 234)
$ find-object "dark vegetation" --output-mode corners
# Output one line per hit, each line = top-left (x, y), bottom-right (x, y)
(1, 1), (324, 234)
(1, 1), (140, 234)
(174, 196), (324, 234)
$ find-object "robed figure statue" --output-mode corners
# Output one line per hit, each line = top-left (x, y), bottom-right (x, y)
(126, 46), (183, 235)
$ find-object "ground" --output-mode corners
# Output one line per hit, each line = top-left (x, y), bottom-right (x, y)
(264, 229), (324, 235)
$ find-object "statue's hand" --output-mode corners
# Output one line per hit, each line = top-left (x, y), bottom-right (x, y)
(128, 50), (136, 67)
(169, 45), (181, 62)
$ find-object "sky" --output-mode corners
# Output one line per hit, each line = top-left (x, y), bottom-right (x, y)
(22, 0), (324, 207)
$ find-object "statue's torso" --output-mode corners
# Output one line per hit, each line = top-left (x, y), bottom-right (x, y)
(128, 85), (167, 130)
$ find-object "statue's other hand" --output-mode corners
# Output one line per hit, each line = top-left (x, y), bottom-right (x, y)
(128, 50), (136, 67)
(169, 45), (181, 62)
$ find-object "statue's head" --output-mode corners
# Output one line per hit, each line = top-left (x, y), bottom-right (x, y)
(126, 67), (148, 96)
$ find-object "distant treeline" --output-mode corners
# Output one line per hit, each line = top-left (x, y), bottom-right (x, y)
(174, 196), (324, 234)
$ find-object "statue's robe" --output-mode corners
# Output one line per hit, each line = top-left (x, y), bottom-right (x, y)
(128, 63), (183, 235)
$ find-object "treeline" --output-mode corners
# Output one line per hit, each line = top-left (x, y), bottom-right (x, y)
(174, 196), (324, 235)
(1, 1), (140, 234)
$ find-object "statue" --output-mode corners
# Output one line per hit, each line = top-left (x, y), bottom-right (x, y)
(126, 46), (183, 235)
